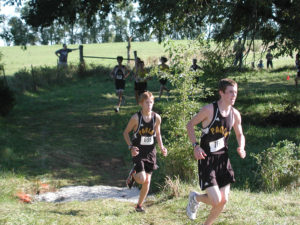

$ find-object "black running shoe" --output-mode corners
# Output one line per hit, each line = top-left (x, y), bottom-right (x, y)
(135, 204), (145, 213)
(126, 168), (136, 189)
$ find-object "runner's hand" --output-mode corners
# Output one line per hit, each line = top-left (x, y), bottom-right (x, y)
(131, 146), (139, 157)
(237, 147), (246, 159)
(194, 146), (207, 160)
(160, 146), (167, 157)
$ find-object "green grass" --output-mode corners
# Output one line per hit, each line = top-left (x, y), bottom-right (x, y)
(0, 42), (300, 224)
(0, 42), (167, 76)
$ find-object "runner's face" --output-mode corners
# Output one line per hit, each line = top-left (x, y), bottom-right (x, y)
(141, 98), (154, 113)
(221, 85), (238, 106)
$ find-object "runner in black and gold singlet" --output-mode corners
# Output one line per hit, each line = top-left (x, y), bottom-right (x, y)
(186, 79), (246, 223)
(123, 91), (168, 213)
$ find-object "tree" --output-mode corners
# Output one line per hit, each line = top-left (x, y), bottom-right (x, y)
(11, 0), (300, 55)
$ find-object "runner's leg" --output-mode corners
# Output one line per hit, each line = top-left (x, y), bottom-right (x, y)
(203, 184), (230, 225)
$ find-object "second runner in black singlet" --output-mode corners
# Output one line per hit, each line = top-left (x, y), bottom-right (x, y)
(198, 101), (235, 190)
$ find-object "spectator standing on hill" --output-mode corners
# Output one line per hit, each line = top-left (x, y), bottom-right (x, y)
(266, 50), (273, 69)
(55, 44), (78, 68)
(110, 56), (130, 112)
(190, 58), (201, 83)
(295, 53), (300, 87)
(186, 78), (246, 224)
(158, 57), (170, 100)
(134, 60), (148, 104)
(123, 91), (168, 212)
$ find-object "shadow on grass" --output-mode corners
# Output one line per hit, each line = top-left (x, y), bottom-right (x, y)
(0, 75), (142, 187)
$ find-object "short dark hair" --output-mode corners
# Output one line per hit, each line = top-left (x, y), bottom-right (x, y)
(218, 78), (237, 93)
(117, 56), (123, 61)
(160, 57), (168, 63)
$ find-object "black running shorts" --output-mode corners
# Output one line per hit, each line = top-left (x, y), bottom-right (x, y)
(133, 160), (155, 174)
(115, 79), (125, 90)
(134, 81), (147, 94)
(198, 153), (235, 191)
(159, 78), (167, 85)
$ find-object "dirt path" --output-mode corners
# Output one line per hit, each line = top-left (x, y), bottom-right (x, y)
(35, 185), (140, 203)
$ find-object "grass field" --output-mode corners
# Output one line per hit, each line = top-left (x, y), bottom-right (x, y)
(0, 41), (299, 224)
(0, 40), (297, 76)
(0, 42), (167, 76)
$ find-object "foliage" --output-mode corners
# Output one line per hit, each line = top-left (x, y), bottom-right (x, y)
(197, 42), (234, 100)
(153, 39), (208, 181)
(0, 78), (15, 116)
(9, 65), (80, 93)
(251, 140), (300, 191)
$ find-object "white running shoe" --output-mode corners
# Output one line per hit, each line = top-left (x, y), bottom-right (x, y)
(186, 191), (199, 220)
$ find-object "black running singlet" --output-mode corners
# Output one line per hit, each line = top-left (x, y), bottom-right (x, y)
(132, 111), (157, 163)
(113, 66), (126, 80)
(200, 102), (233, 155)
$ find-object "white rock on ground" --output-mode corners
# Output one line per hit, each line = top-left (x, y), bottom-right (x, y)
(34, 185), (141, 203)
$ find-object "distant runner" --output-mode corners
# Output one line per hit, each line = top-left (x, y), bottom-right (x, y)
(158, 57), (170, 100)
(110, 56), (130, 112)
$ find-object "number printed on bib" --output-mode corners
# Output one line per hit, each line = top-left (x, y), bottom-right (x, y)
(116, 75), (123, 79)
(209, 137), (225, 152)
(140, 136), (154, 145)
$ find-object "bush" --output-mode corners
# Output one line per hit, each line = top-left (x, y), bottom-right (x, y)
(251, 140), (300, 191)
(153, 38), (208, 181)
(0, 79), (15, 116)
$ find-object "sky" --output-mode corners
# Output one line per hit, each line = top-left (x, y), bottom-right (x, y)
(0, 2), (20, 46)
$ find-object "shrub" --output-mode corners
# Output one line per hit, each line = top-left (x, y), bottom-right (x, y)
(251, 140), (300, 191)
(0, 79), (15, 116)
(152, 38), (208, 181)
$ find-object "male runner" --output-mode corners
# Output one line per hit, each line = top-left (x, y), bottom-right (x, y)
(186, 78), (246, 224)
(110, 56), (130, 112)
(123, 91), (168, 212)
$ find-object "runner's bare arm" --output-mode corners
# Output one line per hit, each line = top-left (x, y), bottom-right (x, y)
(155, 114), (167, 157)
(232, 109), (246, 159)
(123, 114), (139, 156)
(186, 104), (212, 160)
(186, 104), (212, 144)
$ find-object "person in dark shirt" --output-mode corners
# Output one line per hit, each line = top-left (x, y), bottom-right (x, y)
(186, 78), (246, 223)
(295, 53), (300, 87)
(110, 56), (130, 112)
(123, 91), (167, 212)
(190, 58), (201, 83)
(55, 44), (78, 68)
(266, 50), (273, 69)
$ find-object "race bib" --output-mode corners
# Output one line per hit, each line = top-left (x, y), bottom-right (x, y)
(209, 137), (225, 153)
(116, 75), (123, 79)
(140, 136), (154, 145)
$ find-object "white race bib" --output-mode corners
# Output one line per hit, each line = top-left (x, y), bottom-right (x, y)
(209, 137), (225, 153)
(116, 75), (123, 79)
(140, 136), (154, 145)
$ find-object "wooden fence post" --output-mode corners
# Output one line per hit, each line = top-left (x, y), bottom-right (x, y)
(79, 45), (84, 64)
